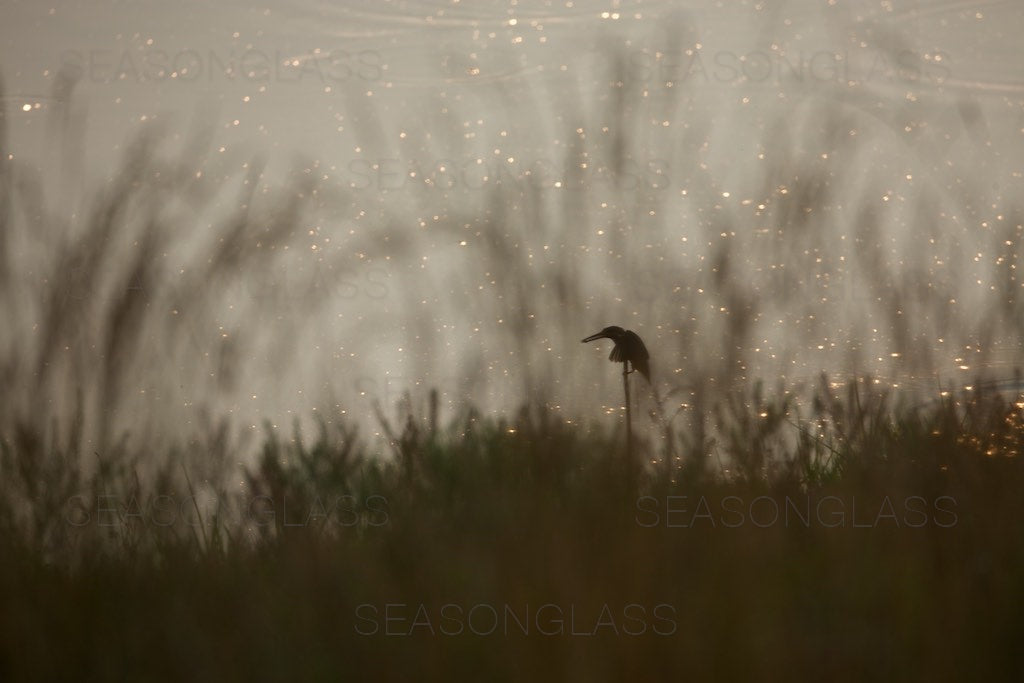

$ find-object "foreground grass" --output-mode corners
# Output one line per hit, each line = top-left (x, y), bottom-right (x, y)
(1, 384), (1023, 682)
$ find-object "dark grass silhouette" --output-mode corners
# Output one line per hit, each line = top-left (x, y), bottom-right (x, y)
(1, 382), (1024, 680)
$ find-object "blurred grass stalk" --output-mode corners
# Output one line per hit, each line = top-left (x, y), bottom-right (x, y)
(2, 31), (1023, 461)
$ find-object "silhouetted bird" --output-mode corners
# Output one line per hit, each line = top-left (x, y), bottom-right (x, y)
(581, 326), (650, 382)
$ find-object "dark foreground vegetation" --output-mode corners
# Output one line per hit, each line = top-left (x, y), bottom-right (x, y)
(2, 382), (1023, 682)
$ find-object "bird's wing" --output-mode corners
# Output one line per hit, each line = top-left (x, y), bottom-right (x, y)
(625, 331), (651, 381)
(633, 357), (651, 382)
(625, 331), (649, 360)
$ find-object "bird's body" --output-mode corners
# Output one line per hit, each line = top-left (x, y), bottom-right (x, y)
(581, 326), (650, 381)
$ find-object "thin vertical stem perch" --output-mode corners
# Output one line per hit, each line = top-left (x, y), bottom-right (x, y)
(623, 361), (632, 459)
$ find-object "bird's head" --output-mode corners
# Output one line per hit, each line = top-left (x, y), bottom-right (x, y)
(581, 326), (626, 343)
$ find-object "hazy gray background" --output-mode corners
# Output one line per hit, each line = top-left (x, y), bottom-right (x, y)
(2, 0), (1022, 450)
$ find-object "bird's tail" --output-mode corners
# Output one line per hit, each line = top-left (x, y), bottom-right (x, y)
(634, 358), (650, 383)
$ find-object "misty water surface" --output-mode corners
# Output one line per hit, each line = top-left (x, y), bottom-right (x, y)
(1, 0), (1022, 451)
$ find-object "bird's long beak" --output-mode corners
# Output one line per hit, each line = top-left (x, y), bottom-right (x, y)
(581, 332), (608, 343)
